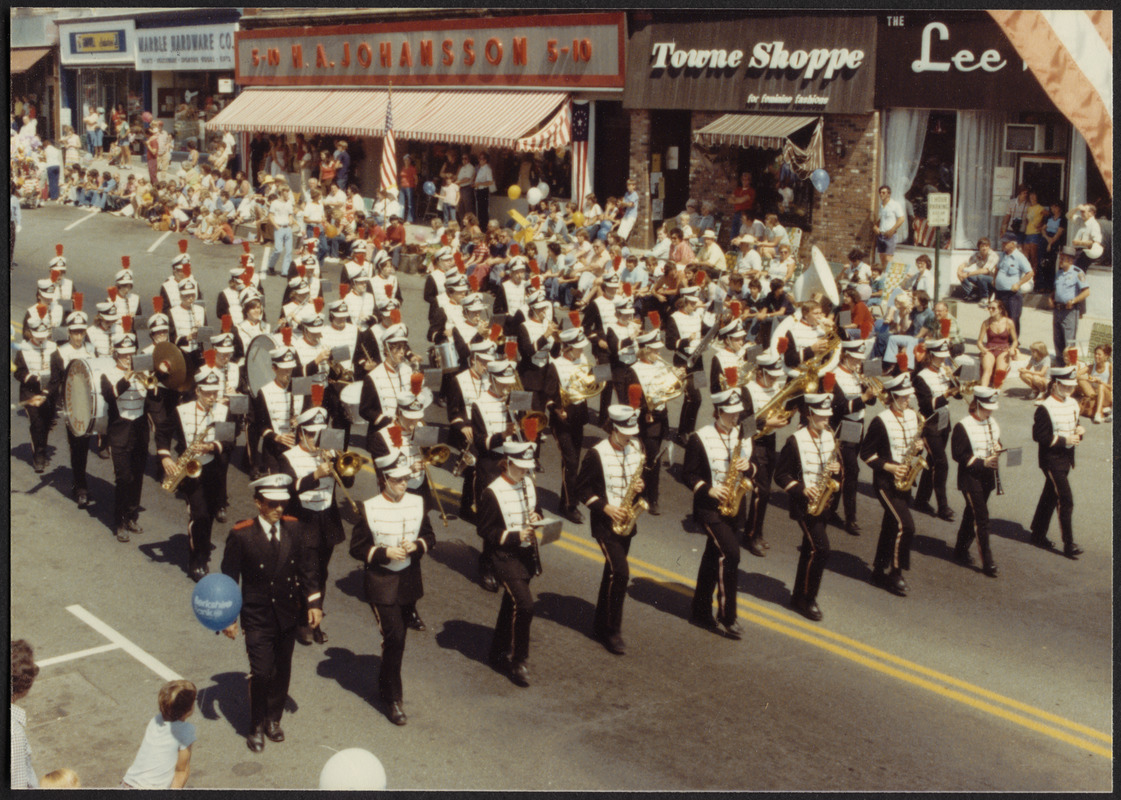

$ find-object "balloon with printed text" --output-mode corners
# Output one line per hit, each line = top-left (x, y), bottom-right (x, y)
(191, 573), (242, 632)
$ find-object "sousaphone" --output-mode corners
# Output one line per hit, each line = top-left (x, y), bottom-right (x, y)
(246, 334), (278, 397)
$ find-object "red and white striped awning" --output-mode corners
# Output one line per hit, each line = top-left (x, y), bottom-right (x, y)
(207, 88), (571, 153)
(693, 114), (819, 150)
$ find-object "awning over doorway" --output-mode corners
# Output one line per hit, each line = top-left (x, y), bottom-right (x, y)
(206, 88), (571, 152)
(11, 48), (52, 74)
(693, 113), (819, 150)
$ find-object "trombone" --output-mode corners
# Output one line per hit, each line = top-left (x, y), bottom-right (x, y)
(317, 447), (370, 514)
(419, 444), (452, 527)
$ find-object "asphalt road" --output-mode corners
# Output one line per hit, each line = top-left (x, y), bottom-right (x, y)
(8, 205), (1113, 790)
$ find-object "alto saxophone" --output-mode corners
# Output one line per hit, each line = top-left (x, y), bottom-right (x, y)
(161, 423), (212, 492)
(612, 453), (651, 537)
(718, 436), (754, 517)
(894, 412), (933, 491)
(807, 437), (841, 517)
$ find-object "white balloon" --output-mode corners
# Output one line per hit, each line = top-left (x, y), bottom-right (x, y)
(319, 748), (387, 791)
(536, 181), (550, 199)
(526, 187), (543, 206)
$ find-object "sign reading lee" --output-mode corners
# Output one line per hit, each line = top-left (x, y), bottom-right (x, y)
(235, 13), (625, 88)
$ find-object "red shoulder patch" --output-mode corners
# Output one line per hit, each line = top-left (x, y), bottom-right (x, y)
(233, 519), (254, 530)
(282, 515), (298, 522)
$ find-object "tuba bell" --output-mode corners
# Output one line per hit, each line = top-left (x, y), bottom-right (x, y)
(334, 449), (370, 477)
(421, 444), (452, 466)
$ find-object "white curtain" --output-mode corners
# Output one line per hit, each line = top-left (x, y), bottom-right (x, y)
(952, 110), (1016, 250)
(883, 109), (930, 202)
(1068, 127), (1087, 211)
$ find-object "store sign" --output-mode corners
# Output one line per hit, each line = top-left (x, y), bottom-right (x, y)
(875, 12), (1053, 110)
(235, 12), (625, 88)
(625, 14), (876, 113)
(927, 193), (951, 226)
(59, 19), (136, 65)
(135, 23), (236, 71)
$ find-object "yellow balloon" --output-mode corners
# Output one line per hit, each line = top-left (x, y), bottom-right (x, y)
(572, 211), (585, 227)
(507, 185), (522, 200)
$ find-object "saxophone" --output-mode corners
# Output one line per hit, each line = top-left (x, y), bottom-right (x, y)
(807, 436), (842, 517)
(612, 450), (651, 537)
(717, 434), (754, 517)
(161, 423), (212, 492)
(894, 412), (933, 491)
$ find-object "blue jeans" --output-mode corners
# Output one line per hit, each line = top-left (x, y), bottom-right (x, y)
(1052, 307), (1079, 368)
(47, 166), (60, 200)
(960, 274), (994, 300)
(399, 187), (415, 224)
(544, 276), (561, 302)
(883, 334), (919, 369)
(442, 205), (456, 224)
(268, 225), (293, 275)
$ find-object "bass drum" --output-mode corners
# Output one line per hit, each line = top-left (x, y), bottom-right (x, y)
(340, 380), (363, 423)
(245, 334), (278, 397)
(64, 357), (113, 436)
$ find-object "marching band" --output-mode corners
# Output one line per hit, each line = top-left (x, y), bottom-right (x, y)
(16, 233), (1091, 742)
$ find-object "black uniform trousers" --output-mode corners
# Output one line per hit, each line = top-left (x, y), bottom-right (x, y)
(594, 529), (632, 637)
(872, 472), (915, 572)
(956, 473), (996, 568)
(246, 623), (297, 729)
(245, 422), (263, 476)
(915, 427), (951, 512)
(215, 443), (232, 511)
(838, 440), (861, 523)
(458, 463), (478, 517)
(181, 461), (223, 567)
(110, 418), (149, 527)
(793, 512), (831, 604)
(692, 506), (744, 625)
(26, 400), (57, 465)
(677, 371), (702, 439)
(553, 415), (586, 512)
(638, 417), (665, 506)
(1030, 462), (1075, 546)
(370, 603), (408, 703)
(66, 429), (92, 493)
(295, 506), (343, 615)
(475, 453), (505, 577)
(746, 445), (775, 544)
(491, 557), (535, 664)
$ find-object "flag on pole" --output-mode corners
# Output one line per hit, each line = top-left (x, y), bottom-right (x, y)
(988, 10), (1112, 196)
(570, 100), (591, 206)
(379, 88), (398, 194)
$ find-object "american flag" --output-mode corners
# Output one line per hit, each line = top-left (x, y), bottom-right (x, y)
(912, 218), (951, 249)
(571, 100), (591, 205)
(379, 89), (398, 193)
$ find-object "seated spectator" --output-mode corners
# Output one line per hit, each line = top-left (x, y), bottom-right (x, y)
(840, 286), (875, 340)
(11, 639), (40, 789)
(839, 247), (873, 301)
(1019, 341), (1052, 401)
(932, 300), (966, 358)
(957, 237), (998, 303)
(120, 680), (197, 790)
(767, 242), (798, 285)
(977, 299), (1017, 389)
(1075, 344), (1112, 423)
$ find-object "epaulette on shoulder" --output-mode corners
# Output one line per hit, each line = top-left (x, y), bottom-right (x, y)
(233, 519), (254, 530)
(282, 515), (298, 522)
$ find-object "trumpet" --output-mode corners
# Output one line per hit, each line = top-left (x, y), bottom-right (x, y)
(127, 369), (162, 392)
(860, 374), (889, 405)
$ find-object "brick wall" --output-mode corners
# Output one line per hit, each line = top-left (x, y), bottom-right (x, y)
(809, 113), (880, 264)
(626, 109), (652, 249)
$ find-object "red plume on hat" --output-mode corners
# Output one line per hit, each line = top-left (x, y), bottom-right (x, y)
(388, 424), (404, 448)
(410, 372), (424, 396)
(569, 310), (582, 328)
(240, 253), (251, 267)
(121, 315), (133, 333)
(384, 282), (394, 298)
(729, 301), (742, 318)
(776, 336), (788, 354)
(613, 255), (623, 270)
(940, 318), (951, 338)
(55, 243), (64, 257)
(453, 251), (465, 269)
(694, 270), (708, 287)
(528, 259), (540, 275)
(50, 268), (61, 283)
(509, 243), (521, 257)
(242, 241), (251, 254)
(505, 340), (518, 361)
(628, 383), (643, 409)
(1065, 348), (1078, 366)
(178, 239), (189, 254)
(222, 314), (232, 333)
(281, 327), (293, 346)
(121, 255), (130, 269)
(36, 303), (48, 319)
(242, 267), (254, 286)
(724, 366), (738, 388)
(182, 264), (192, 278)
(530, 275), (541, 291)
(306, 237), (316, 250)
(313, 296), (325, 314)
(311, 383), (325, 408)
(312, 226), (321, 239)
(914, 343), (927, 362)
(297, 263), (307, 279)
(896, 352), (909, 371)
(489, 323), (502, 342)
(522, 415), (539, 443)
(468, 274), (480, 292)
(72, 292), (84, 312)
(440, 233), (450, 246)
(623, 282), (633, 297)
(151, 296), (162, 314)
(339, 283), (351, 299)
(822, 371), (836, 393)
(647, 310), (661, 330)
(389, 309), (402, 325)
(204, 348), (217, 369)
(107, 286), (119, 301)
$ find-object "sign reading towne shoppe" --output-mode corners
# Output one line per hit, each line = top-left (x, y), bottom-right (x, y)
(235, 13), (625, 88)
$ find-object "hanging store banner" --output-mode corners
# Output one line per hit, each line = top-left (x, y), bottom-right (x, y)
(624, 13), (876, 113)
(235, 12), (625, 89)
(59, 19), (136, 66)
(874, 11), (1054, 110)
(135, 23), (237, 71)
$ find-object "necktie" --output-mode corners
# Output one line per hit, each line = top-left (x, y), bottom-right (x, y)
(269, 523), (280, 561)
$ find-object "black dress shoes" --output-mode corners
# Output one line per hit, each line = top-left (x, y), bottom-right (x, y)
(76, 490), (89, 509)
(871, 569), (907, 596)
(265, 720), (285, 742)
(953, 549), (976, 567)
(982, 564), (999, 578)
(296, 625), (314, 645)
(406, 612), (426, 632)
(560, 507), (584, 525)
(480, 573), (499, 593)
(215, 506), (228, 523)
(246, 729), (266, 753)
(126, 518), (143, 534)
(599, 633), (626, 655)
(936, 508), (956, 522)
(721, 620), (745, 640)
(790, 597), (824, 622)
(388, 702), (407, 726)
(188, 564), (209, 583)
(746, 539), (766, 557)
(509, 661), (530, 687)
(911, 501), (936, 517)
(1064, 543), (1083, 559)
(116, 526), (131, 543)
(689, 613), (719, 632)
(312, 626), (328, 644)
(1031, 536), (1057, 551)
(648, 502), (661, 516)
(844, 520), (862, 536)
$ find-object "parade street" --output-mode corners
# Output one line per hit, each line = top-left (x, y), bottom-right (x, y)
(8, 207), (1113, 790)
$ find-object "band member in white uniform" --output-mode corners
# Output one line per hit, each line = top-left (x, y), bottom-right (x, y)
(250, 341), (306, 476)
(14, 315), (60, 473)
(912, 339), (959, 521)
(950, 386), (1003, 576)
(664, 288), (708, 443)
(159, 239), (199, 312)
(1028, 366), (1085, 559)
(741, 352), (789, 555)
(21, 279), (64, 337)
(359, 323), (415, 441)
(827, 339), (878, 535)
(471, 359), (520, 592)
(110, 261), (143, 319)
(622, 327), (675, 514)
(448, 341), (498, 521)
(87, 302), (119, 357)
(51, 308), (95, 505)
(233, 287), (271, 363)
(545, 326), (594, 523)
(169, 277), (207, 374)
(369, 379), (437, 518)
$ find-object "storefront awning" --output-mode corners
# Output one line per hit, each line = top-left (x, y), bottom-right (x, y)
(693, 114), (819, 150)
(207, 88), (571, 152)
(11, 48), (52, 74)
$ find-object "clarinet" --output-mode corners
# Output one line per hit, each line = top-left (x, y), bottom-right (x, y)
(987, 418), (1004, 496)
(520, 478), (542, 577)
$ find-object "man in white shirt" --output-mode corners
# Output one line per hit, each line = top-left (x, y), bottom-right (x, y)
(456, 152), (476, 220)
(473, 152), (495, 229)
(42, 138), (63, 201)
(266, 186), (294, 276)
(873, 184), (906, 270)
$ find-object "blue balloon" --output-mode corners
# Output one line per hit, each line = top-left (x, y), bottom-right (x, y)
(810, 169), (831, 193)
(422, 180), (437, 197)
(192, 574), (242, 632)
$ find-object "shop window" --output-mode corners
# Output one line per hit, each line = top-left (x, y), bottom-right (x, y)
(733, 123), (816, 232)
(904, 111), (956, 246)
